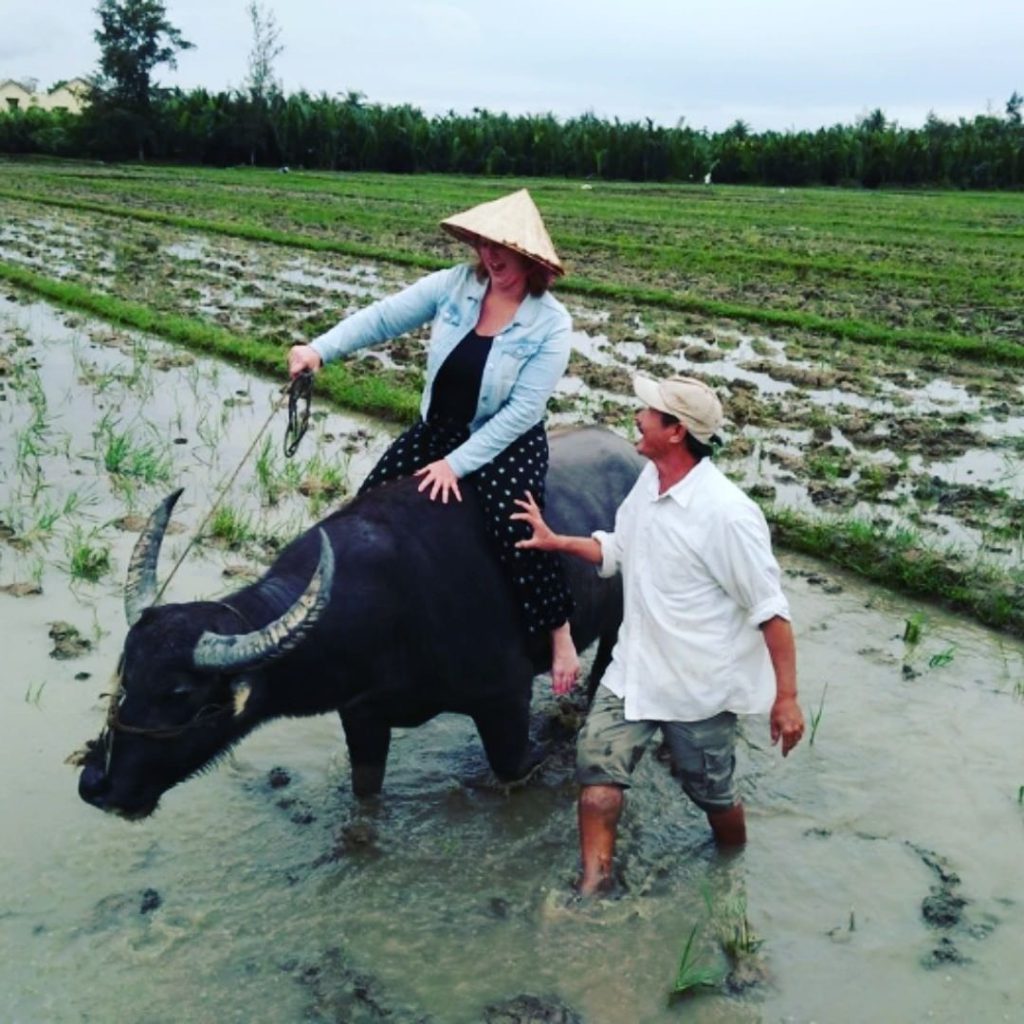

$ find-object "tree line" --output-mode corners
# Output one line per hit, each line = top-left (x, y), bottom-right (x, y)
(1, 0), (1021, 189)
(3, 92), (1023, 189)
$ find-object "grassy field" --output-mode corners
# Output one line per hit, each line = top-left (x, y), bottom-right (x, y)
(1, 159), (1023, 631)
(3, 161), (1024, 355)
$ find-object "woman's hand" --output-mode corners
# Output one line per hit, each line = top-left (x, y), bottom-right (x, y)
(511, 491), (558, 550)
(414, 459), (462, 503)
(287, 344), (323, 379)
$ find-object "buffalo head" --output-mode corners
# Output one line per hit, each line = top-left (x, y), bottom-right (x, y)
(77, 490), (334, 818)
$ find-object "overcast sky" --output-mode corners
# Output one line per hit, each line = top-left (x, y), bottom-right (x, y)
(3, 1), (1022, 132)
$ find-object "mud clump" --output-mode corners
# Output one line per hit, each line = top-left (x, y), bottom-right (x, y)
(292, 946), (430, 1023)
(922, 889), (966, 929)
(139, 888), (162, 914)
(739, 358), (839, 389)
(922, 936), (968, 969)
(724, 954), (772, 994)
(1, 581), (42, 597)
(49, 622), (92, 660)
(908, 842), (984, 969)
(313, 820), (383, 867)
(483, 993), (583, 1024)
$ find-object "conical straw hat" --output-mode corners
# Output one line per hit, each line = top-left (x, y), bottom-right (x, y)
(440, 189), (564, 276)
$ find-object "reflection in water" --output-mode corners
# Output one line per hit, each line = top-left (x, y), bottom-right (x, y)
(1, 297), (1023, 1023)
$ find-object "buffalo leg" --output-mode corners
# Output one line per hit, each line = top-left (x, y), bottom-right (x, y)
(472, 697), (534, 782)
(340, 714), (391, 798)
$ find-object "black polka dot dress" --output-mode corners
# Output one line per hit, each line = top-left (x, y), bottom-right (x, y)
(358, 334), (575, 635)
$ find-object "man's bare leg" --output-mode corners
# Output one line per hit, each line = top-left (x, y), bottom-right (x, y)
(578, 784), (624, 895)
(707, 802), (747, 847)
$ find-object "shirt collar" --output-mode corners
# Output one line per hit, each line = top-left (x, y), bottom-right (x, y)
(644, 458), (712, 509)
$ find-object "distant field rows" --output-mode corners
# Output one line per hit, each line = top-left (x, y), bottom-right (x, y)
(2, 162), (1023, 362)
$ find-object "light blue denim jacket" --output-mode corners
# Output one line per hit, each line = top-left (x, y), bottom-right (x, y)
(310, 264), (572, 478)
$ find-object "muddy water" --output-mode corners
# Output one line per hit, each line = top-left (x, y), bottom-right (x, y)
(1, 296), (1023, 1023)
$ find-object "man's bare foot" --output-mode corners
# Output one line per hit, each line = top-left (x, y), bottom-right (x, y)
(551, 622), (580, 695)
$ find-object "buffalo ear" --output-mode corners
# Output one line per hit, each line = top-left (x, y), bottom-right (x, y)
(232, 680), (252, 717)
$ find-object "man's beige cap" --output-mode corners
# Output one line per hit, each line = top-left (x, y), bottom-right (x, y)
(440, 189), (564, 276)
(633, 374), (724, 444)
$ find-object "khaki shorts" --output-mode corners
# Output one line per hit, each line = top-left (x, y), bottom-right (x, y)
(576, 685), (739, 813)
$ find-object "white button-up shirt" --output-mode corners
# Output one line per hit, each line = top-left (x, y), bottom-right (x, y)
(593, 459), (790, 722)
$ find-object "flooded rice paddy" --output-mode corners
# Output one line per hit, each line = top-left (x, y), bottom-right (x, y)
(1, 289), (1023, 1023)
(2, 198), (1023, 573)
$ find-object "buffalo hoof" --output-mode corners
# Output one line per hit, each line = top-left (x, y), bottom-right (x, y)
(350, 763), (385, 799)
(494, 743), (550, 787)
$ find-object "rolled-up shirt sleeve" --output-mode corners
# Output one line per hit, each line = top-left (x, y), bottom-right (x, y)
(705, 505), (791, 628)
(591, 529), (622, 578)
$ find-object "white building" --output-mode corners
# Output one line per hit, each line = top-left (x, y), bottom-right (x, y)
(0, 78), (90, 115)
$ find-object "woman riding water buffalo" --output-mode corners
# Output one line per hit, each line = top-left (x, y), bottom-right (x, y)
(287, 189), (580, 692)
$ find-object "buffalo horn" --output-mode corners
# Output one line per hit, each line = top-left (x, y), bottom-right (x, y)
(192, 530), (334, 671)
(124, 488), (185, 626)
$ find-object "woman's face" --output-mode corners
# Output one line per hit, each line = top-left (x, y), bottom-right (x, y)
(476, 240), (533, 293)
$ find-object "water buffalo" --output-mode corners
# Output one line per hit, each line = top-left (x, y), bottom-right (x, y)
(77, 426), (642, 819)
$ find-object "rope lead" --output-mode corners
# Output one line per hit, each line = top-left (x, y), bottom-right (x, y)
(284, 370), (313, 458)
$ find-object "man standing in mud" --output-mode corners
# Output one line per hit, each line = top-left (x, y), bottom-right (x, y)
(513, 374), (804, 896)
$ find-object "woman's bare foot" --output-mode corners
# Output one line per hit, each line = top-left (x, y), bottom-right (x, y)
(551, 622), (580, 695)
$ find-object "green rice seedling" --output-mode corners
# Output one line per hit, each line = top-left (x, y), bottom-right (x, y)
(855, 461), (892, 500)
(298, 453), (348, 516)
(903, 612), (927, 647)
(806, 405), (833, 434)
(254, 436), (285, 505)
(806, 451), (846, 481)
(66, 529), (112, 583)
(258, 512), (306, 558)
(75, 359), (122, 394)
(14, 423), (46, 473)
(28, 557), (45, 588)
(208, 504), (256, 549)
(720, 907), (763, 961)
(928, 646), (957, 669)
(708, 887), (764, 961)
(808, 681), (829, 746)
(28, 488), (92, 540)
(669, 922), (721, 1000)
(1018, 786), (1023, 805)
(195, 410), (225, 450)
(98, 422), (173, 484)
(24, 681), (47, 707)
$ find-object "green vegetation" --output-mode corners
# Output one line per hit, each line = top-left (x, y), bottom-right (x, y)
(669, 923), (722, 999)
(770, 509), (1024, 634)
(2, 166), (1022, 357)
(97, 417), (173, 483)
(23, 681), (47, 707)
(1, 84), (1022, 189)
(66, 529), (112, 582)
(903, 612), (927, 647)
(808, 682), (829, 746)
(207, 504), (256, 549)
(928, 646), (957, 669)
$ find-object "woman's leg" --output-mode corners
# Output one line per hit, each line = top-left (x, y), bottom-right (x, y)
(470, 424), (579, 691)
(358, 419), (467, 496)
